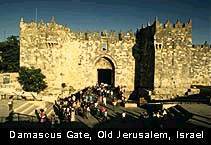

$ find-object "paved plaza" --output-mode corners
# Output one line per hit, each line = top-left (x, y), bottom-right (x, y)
(0, 99), (210, 128)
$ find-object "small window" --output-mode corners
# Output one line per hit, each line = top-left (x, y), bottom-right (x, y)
(118, 33), (122, 41)
(159, 44), (162, 49)
(48, 43), (51, 47)
(3, 74), (10, 84)
(85, 33), (88, 40)
(102, 43), (107, 51)
(101, 32), (106, 37)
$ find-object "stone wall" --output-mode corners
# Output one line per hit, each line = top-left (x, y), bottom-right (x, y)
(0, 73), (21, 97)
(134, 19), (210, 100)
(20, 17), (135, 96)
(190, 44), (211, 86)
(0, 73), (20, 88)
(19, 17), (210, 100)
(153, 20), (192, 99)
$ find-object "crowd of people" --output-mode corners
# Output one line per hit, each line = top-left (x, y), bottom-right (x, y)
(52, 83), (126, 124)
(34, 83), (179, 128)
(7, 82), (191, 129)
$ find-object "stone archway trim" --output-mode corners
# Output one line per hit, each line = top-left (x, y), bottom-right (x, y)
(93, 54), (117, 68)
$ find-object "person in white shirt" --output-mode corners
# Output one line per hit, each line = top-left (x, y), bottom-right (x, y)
(122, 112), (126, 120)
(87, 106), (91, 117)
(94, 102), (98, 108)
(72, 95), (76, 102)
(156, 112), (160, 118)
(153, 112), (156, 117)
(110, 90), (113, 98)
(104, 110), (108, 121)
(163, 109), (167, 116)
(71, 108), (76, 121)
(103, 97), (107, 106)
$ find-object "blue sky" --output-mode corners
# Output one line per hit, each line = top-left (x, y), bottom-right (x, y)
(0, 0), (210, 44)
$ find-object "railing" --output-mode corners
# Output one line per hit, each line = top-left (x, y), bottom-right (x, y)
(13, 113), (37, 122)
(0, 117), (6, 123)
(0, 112), (38, 123)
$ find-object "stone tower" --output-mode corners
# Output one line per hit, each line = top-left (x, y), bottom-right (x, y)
(19, 17), (210, 100)
(134, 18), (193, 99)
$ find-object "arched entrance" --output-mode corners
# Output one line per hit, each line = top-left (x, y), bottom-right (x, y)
(95, 57), (115, 86)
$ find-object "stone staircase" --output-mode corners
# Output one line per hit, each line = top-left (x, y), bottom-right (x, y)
(13, 101), (54, 118)
(164, 104), (211, 128)
(188, 115), (211, 127)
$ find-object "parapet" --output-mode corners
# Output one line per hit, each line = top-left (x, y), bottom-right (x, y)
(19, 17), (135, 42)
(138, 17), (192, 31)
(192, 44), (211, 49)
(19, 17), (71, 32)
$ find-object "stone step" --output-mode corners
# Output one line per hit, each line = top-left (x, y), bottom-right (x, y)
(29, 106), (42, 116)
(76, 115), (99, 128)
(45, 103), (53, 111)
(187, 118), (211, 128)
(47, 109), (54, 117)
(27, 104), (54, 117)
(21, 104), (37, 115)
(13, 101), (54, 118)
(46, 102), (54, 113)
(14, 102), (33, 113)
(192, 115), (211, 124)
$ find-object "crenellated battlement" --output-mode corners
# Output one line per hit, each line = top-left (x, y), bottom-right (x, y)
(20, 17), (135, 42)
(74, 30), (135, 41)
(18, 16), (211, 100)
(19, 17), (136, 95)
(20, 17), (71, 32)
(138, 18), (192, 31)
(192, 43), (211, 49)
(135, 18), (192, 46)
(157, 19), (192, 29)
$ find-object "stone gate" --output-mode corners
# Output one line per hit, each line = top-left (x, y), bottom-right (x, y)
(19, 17), (135, 96)
(18, 17), (211, 99)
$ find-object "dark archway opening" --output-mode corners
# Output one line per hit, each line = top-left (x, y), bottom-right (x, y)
(97, 69), (114, 86)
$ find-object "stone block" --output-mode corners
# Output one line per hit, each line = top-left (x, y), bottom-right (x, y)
(124, 102), (137, 108)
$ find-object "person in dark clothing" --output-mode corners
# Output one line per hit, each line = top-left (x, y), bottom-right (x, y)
(8, 96), (14, 111)
(35, 109), (40, 122)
